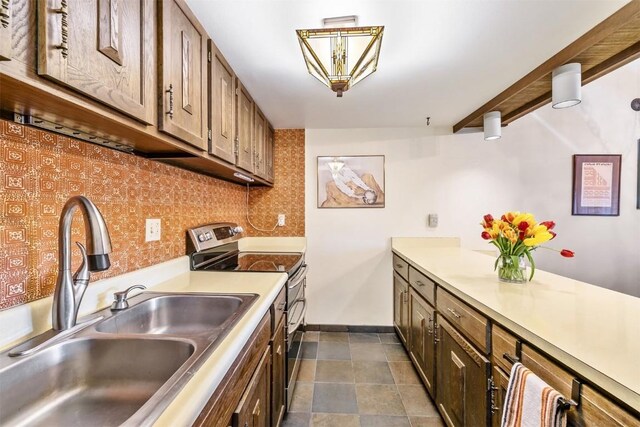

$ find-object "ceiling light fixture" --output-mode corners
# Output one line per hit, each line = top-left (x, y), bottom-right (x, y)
(552, 63), (582, 109)
(296, 16), (384, 97)
(483, 111), (502, 141)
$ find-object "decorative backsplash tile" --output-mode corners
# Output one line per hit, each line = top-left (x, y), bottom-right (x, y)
(249, 129), (306, 236)
(0, 120), (305, 310)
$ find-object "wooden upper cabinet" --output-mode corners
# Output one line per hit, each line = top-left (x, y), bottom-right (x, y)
(208, 40), (235, 164)
(0, 0), (12, 60)
(36, 0), (154, 124)
(253, 107), (267, 179)
(266, 126), (275, 182)
(236, 80), (254, 173)
(158, 0), (207, 150)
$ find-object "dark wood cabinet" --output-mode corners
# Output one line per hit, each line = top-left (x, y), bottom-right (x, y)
(266, 125), (275, 182)
(409, 288), (436, 399)
(208, 40), (235, 164)
(436, 316), (490, 427)
(158, 0), (207, 149)
(271, 316), (286, 427)
(232, 346), (271, 427)
(0, 0), (11, 60)
(393, 272), (409, 347)
(36, 0), (154, 124)
(236, 80), (254, 173)
(490, 365), (510, 427)
(253, 107), (267, 179)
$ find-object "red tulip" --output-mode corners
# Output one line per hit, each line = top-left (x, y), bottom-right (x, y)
(517, 221), (529, 231)
(560, 249), (574, 258)
(540, 221), (555, 230)
(483, 214), (494, 227)
(549, 231), (557, 240)
(481, 231), (491, 240)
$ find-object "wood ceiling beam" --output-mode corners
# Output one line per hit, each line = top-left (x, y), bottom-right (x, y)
(453, 0), (640, 134)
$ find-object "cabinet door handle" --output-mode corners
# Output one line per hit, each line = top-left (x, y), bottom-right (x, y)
(277, 301), (286, 311)
(447, 307), (462, 319)
(166, 84), (174, 118)
(276, 344), (282, 355)
(53, 0), (69, 58)
(427, 316), (433, 335)
(395, 263), (403, 268)
(415, 280), (425, 286)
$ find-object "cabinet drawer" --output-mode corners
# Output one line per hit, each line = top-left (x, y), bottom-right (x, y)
(491, 324), (520, 373)
(393, 254), (409, 280)
(573, 385), (639, 426)
(271, 285), (286, 337)
(437, 288), (488, 353)
(409, 267), (435, 306)
(521, 344), (573, 399)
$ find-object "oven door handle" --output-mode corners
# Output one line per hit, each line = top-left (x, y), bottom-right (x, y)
(288, 264), (308, 290)
(288, 298), (307, 335)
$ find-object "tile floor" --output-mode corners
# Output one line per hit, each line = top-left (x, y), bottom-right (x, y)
(282, 332), (445, 427)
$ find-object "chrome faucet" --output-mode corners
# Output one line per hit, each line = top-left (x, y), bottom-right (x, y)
(52, 196), (112, 331)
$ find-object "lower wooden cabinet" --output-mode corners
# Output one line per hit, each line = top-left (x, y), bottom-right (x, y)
(436, 316), (490, 427)
(393, 272), (409, 346)
(409, 288), (436, 399)
(271, 316), (286, 427)
(490, 365), (510, 427)
(232, 346), (271, 427)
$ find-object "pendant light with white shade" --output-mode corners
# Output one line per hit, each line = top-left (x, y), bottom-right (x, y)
(552, 63), (582, 109)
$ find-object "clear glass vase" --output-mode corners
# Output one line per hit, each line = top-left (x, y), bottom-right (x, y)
(497, 254), (528, 284)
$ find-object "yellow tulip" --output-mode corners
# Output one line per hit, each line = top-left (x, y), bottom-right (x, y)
(513, 213), (535, 227)
(523, 225), (553, 246)
(504, 228), (518, 243)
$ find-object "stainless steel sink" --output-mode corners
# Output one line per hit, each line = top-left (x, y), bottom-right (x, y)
(0, 292), (258, 427)
(96, 294), (244, 336)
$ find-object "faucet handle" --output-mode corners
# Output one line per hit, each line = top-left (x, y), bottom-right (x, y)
(73, 242), (90, 283)
(111, 284), (146, 311)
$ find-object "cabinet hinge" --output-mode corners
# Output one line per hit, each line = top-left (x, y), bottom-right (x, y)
(489, 377), (499, 414)
(234, 137), (239, 157)
(208, 49), (211, 62)
(208, 129), (212, 141)
(235, 87), (239, 96)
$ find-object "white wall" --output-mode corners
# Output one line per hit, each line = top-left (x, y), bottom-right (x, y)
(304, 60), (640, 326)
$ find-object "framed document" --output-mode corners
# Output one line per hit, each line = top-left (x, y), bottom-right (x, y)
(572, 154), (621, 216)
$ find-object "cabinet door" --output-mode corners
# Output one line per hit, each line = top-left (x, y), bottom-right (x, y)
(253, 107), (267, 179)
(436, 316), (490, 427)
(37, 0), (154, 123)
(209, 41), (235, 163)
(393, 272), (409, 347)
(266, 126), (275, 182)
(271, 316), (286, 427)
(409, 289), (436, 399)
(236, 81), (254, 173)
(158, 0), (207, 149)
(0, 0), (11, 60)
(233, 346), (271, 427)
(490, 366), (510, 427)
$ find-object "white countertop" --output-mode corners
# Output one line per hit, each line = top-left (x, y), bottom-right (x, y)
(391, 237), (640, 412)
(0, 236), (305, 425)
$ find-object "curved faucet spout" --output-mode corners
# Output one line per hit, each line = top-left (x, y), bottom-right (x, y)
(53, 196), (112, 331)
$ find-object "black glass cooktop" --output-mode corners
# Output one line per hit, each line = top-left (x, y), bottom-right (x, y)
(193, 251), (303, 275)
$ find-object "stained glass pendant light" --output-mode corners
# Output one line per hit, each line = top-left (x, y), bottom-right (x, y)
(296, 16), (384, 97)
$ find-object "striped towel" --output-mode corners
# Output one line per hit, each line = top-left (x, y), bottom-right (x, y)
(501, 362), (567, 427)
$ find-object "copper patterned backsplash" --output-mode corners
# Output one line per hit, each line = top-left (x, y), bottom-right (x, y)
(0, 120), (305, 310)
(249, 129), (305, 237)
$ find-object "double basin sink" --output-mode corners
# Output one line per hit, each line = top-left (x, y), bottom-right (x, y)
(0, 292), (257, 426)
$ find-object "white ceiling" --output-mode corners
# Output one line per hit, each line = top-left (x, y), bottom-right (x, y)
(186, 0), (628, 130)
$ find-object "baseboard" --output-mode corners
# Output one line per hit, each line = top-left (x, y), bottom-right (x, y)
(304, 324), (395, 333)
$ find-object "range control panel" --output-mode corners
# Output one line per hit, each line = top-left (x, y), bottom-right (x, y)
(187, 222), (244, 253)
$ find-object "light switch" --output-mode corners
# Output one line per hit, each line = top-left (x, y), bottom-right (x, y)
(428, 213), (438, 228)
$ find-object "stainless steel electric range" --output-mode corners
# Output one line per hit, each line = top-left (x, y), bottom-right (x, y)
(186, 222), (307, 411)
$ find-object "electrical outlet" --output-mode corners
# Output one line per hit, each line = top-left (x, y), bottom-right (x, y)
(428, 213), (438, 228)
(277, 214), (285, 227)
(145, 218), (161, 242)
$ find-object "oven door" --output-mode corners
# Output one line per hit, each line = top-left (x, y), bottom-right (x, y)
(286, 288), (306, 409)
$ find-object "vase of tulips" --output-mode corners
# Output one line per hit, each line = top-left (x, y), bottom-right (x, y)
(481, 212), (574, 283)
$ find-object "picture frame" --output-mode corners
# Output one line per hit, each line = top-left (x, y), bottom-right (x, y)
(572, 154), (621, 216)
(317, 155), (385, 208)
(637, 140), (640, 209)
